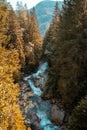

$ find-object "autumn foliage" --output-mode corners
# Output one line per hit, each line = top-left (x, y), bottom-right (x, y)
(0, 1), (25, 129)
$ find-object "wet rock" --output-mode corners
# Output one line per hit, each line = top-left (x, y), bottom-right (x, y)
(51, 99), (56, 104)
(24, 94), (28, 100)
(30, 124), (41, 130)
(19, 100), (25, 106)
(35, 76), (40, 80)
(32, 113), (39, 121)
(38, 73), (43, 78)
(25, 87), (31, 92)
(24, 119), (30, 126)
(51, 105), (65, 125)
(26, 92), (33, 97)
(27, 113), (40, 130)
(27, 112), (40, 123)
(33, 120), (40, 128)
(35, 82), (41, 88)
(19, 81), (31, 92)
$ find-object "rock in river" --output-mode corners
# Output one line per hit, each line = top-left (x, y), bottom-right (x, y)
(51, 105), (65, 125)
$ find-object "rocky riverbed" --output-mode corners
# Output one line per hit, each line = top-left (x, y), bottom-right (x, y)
(18, 63), (67, 130)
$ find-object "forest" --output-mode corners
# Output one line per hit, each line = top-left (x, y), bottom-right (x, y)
(0, 0), (87, 130)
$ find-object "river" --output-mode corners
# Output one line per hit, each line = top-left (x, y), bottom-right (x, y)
(24, 62), (61, 130)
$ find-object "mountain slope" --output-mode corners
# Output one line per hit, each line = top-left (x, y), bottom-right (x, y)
(35, 0), (63, 36)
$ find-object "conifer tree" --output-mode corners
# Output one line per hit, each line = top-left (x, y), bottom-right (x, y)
(57, 0), (87, 106)
(0, 2), (27, 129)
(0, 2), (9, 47)
(69, 95), (87, 130)
(42, 1), (60, 61)
(42, 2), (60, 98)
(16, 4), (35, 69)
(7, 8), (25, 68)
(43, 0), (87, 107)
(17, 5), (42, 69)
(0, 2), (25, 68)
(29, 7), (42, 64)
(0, 47), (26, 130)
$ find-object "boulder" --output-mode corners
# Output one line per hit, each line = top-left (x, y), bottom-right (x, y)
(25, 87), (31, 92)
(51, 105), (65, 125)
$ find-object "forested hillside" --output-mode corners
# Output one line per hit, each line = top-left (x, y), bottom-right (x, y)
(42, 0), (87, 129)
(0, 0), (87, 130)
(0, 0), (42, 129)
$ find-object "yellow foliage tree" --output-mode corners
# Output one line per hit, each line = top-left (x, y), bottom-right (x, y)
(0, 47), (26, 130)
(7, 9), (25, 68)
(0, 2), (29, 130)
(0, 3), (9, 47)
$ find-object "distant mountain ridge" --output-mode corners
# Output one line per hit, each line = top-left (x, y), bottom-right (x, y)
(34, 0), (63, 36)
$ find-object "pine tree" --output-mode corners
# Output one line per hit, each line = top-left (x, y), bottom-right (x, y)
(16, 4), (35, 70)
(57, 0), (87, 106)
(0, 2), (9, 47)
(0, 2), (25, 68)
(43, 0), (87, 107)
(0, 47), (26, 130)
(69, 95), (87, 130)
(6, 8), (25, 68)
(42, 2), (60, 99)
(0, 2), (27, 129)
(29, 7), (42, 64)
(42, 1), (60, 61)
(17, 5), (42, 70)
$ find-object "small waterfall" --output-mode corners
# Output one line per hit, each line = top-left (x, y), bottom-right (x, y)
(28, 80), (42, 96)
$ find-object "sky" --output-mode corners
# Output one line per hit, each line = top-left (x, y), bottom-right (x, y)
(7, 0), (63, 9)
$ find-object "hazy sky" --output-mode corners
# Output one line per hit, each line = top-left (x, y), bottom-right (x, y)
(7, 0), (63, 9)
